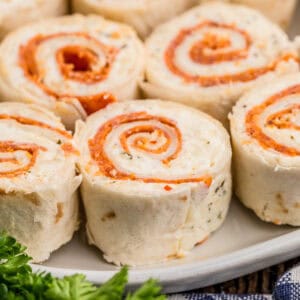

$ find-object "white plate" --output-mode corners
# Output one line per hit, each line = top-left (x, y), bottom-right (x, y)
(32, 199), (300, 293)
(32, 4), (300, 294)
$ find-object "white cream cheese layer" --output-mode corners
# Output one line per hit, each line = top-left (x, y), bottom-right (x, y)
(142, 2), (299, 126)
(230, 73), (300, 226)
(75, 99), (232, 266)
(0, 14), (145, 129)
(0, 102), (81, 262)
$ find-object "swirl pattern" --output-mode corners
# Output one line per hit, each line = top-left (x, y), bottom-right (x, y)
(0, 102), (77, 178)
(143, 2), (299, 125)
(77, 100), (232, 266)
(246, 84), (300, 156)
(0, 102), (81, 263)
(0, 141), (46, 178)
(230, 74), (300, 226)
(165, 21), (297, 87)
(89, 111), (212, 186)
(0, 15), (144, 128)
(19, 32), (118, 115)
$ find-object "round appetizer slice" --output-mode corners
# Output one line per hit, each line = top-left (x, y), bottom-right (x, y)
(0, 0), (67, 39)
(199, 0), (297, 29)
(0, 102), (81, 262)
(142, 2), (299, 126)
(72, 0), (195, 39)
(230, 73), (300, 226)
(75, 100), (232, 266)
(0, 14), (145, 129)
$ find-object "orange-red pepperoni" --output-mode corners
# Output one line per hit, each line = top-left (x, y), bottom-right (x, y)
(0, 114), (72, 138)
(266, 104), (300, 131)
(89, 111), (212, 186)
(75, 93), (117, 115)
(164, 185), (173, 191)
(165, 21), (298, 86)
(120, 124), (177, 164)
(19, 33), (118, 115)
(61, 142), (80, 156)
(246, 84), (300, 156)
(189, 28), (250, 65)
(0, 141), (46, 177)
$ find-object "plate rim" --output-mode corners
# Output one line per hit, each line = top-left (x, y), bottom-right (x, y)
(31, 228), (300, 293)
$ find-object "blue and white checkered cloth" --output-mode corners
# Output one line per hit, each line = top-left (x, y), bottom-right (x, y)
(169, 295), (271, 299)
(169, 264), (300, 300)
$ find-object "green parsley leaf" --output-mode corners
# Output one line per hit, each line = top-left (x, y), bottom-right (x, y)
(44, 274), (97, 300)
(125, 279), (166, 300)
(91, 266), (128, 300)
(0, 232), (165, 300)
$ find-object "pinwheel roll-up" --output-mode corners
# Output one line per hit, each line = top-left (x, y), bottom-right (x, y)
(0, 0), (67, 40)
(198, 0), (297, 29)
(0, 102), (82, 262)
(72, 0), (196, 39)
(142, 2), (299, 126)
(75, 100), (232, 266)
(0, 15), (145, 129)
(230, 73), (300, 226)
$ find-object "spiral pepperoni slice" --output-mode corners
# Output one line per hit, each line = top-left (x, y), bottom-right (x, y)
(89, 111), (212, 186)
(0, 102), (80, 177)
(165, 21), (298, 87)
(19, 32), (118, 115)
(246, 84), (300, 156)
(0, 141), (46, 177)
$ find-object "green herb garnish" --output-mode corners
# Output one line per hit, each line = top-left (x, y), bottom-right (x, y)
(0, 232), (166, 300)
